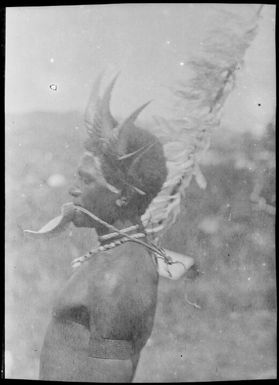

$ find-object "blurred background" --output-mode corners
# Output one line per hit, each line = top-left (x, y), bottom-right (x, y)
(5, 4), (276, 381)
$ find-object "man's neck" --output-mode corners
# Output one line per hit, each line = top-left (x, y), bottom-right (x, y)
(96, 218), (143, 242)
(113, 219), (137, 230)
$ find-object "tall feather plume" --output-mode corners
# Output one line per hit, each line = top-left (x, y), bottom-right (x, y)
(114, 100), (153, 156)
(141, 5), (264, 240)
(85, 72), (119, 155)
(84, 72), (154, 193)
(85, 72), (152, 158)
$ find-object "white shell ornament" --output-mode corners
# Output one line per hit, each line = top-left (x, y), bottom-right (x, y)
(156, 249), (195, 280)
(24, 202), (75, 239)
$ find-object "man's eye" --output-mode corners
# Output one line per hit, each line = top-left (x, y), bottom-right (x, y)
(83, 178), (91, 185)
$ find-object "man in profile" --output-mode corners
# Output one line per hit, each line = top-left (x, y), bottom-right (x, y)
(39, 75), (168, 382)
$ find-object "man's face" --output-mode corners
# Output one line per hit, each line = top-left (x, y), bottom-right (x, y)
(69, 153), (120, 229)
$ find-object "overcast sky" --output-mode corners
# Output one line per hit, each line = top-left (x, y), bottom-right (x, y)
(6, 4), (275, 135)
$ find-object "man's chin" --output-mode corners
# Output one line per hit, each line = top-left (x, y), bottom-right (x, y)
(72, 210), (94, 228)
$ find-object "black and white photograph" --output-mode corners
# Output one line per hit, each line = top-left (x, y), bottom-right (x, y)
(5, 3), (276, 382)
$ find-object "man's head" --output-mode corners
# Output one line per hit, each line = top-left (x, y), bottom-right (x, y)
(69, 74), (167, 232)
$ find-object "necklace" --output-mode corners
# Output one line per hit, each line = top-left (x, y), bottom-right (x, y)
(71, 231), (148, 269)
(71, 206), (179, 277)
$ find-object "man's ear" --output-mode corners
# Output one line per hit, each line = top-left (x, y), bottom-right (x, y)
(115, 187), (135, 208)
(115, 196), (128, 207)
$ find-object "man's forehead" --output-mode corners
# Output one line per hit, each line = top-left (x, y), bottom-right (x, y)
(76, 153), (99, 175)
(79, 152), (95, 167)
(77, 152), (121, 194)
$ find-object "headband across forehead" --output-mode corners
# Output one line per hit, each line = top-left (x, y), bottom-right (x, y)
(82, 151), (121, 194)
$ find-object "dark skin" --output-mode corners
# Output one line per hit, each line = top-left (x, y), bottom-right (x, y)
(69, 153), (143, 233)
(70, 154), (120, 230)
(39, 153), (159, 382)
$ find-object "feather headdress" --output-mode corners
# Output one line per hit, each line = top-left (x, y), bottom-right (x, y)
(84, 73), (167, 209)
(84, 5), (263, 243)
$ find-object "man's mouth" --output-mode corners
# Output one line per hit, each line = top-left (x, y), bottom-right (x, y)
(71, 198), (82, 206)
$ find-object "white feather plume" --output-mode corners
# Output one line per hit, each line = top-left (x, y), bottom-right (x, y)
(142, 5), (263, 240)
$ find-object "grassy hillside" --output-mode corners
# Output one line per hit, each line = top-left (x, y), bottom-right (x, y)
(5, 112), (276, 380)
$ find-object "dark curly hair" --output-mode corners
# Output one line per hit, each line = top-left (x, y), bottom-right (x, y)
(85, 122), (167, 219)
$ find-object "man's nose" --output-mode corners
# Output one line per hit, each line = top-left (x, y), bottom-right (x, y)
(69, 186), (82, 197)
